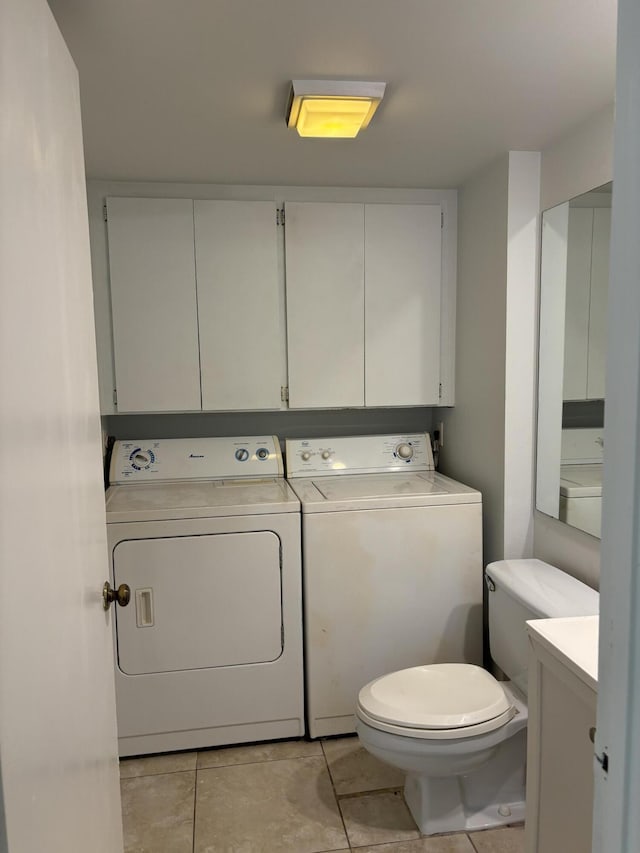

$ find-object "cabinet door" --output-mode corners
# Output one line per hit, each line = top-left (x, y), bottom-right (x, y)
(285, 202), (365, 408)
(106, 197), (201, 412)
(528, 657), (596, 853)
(562, 208), (592, 401)
(587, 208), (610, 399)
(365, 204), (442, 406)
(195, 201), (282, 410)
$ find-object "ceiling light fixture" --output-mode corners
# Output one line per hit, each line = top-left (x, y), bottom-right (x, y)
(286, 80), (386, 139)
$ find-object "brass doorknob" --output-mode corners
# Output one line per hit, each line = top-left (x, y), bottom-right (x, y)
(103, 581), (131, 610)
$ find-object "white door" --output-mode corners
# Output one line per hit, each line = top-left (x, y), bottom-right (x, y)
(285, 202), (365, 408)
(0, 2), (123, 851)
(593, 1), (640, 848)
(195, 200), (282, 410)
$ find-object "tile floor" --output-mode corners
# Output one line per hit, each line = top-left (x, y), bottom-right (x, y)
(120, 736), (525, 853)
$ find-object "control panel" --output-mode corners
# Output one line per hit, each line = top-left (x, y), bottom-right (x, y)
(285, 433), (434, 478)
(109, 436), (283, 484)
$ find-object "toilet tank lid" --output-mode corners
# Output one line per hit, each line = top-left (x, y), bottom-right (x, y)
(485, 559), (599, 618)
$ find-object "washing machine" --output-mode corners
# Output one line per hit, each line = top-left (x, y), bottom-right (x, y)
(558, 427), (603, 538)
(105, 436), (303, 756)
(559, 465), (602, 537)
(285, 433), (483, 738)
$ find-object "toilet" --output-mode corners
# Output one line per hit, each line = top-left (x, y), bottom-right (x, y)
(355, 559), (599, 836)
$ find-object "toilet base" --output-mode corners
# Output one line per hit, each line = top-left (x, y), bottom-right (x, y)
(403, 729), (527, 836)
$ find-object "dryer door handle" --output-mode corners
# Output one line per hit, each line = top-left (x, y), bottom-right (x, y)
(103, 581), (131, 610)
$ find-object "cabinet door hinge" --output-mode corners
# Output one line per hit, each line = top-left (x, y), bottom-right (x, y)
(276, 207), (286, 226)
(590, 727), (608, 773)
(441, 210), (444, 228)
(439, 382), (443, 400)
(113, 388), (118, 407)
(103, 203), (108, 222)
(281, 385), (289, 403)
(596, 748), (609, 773)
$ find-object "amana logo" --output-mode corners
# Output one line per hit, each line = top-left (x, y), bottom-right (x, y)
(189, 453), (205, 458)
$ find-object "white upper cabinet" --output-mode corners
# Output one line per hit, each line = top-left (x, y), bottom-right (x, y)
(194, 201), (281, 410)
(364, 204), (442, 406)
(563, 205), (610, 402)
(562, 208), (593, 400)
(101, 191), (452, 414)
(285, 202), (366, 409)
(285, 201), (442, 409)
(106, 197), (201, 412)
(586, 208), (610, 399)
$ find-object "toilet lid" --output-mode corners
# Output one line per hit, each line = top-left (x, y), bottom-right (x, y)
(358, 664), (511, 730)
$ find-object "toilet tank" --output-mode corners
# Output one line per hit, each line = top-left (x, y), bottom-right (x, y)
(486, 559), (599, 695)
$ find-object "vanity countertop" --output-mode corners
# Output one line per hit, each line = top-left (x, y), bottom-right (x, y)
(526, 614), (599, 692)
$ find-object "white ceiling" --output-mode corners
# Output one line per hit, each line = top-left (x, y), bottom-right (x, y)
(47, 0), (617, 188)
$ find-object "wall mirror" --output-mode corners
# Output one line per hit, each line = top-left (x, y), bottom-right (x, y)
(536, 182), (611, 538)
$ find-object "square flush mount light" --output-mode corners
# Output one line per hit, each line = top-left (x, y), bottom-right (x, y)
(286, 80), (386, 139)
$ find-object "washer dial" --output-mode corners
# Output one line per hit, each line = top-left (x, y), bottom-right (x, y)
(129, 448), (155, 470)
(235, 448), (249, 462)
(395, 443), (414, 461)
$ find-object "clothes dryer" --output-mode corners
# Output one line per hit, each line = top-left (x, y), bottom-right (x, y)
(286, 433), (482, 738)
(106, 436), (303, 756)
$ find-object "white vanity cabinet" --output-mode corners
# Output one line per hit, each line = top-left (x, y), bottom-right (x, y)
(526, 616), (599, 853)
(284, 201), (442, 409)
(106, 197), (282, 413)
(563, 207), (610, 401)
(106, 197), (202, 413)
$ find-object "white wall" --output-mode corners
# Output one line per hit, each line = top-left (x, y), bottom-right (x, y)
(533, 102), (615, 589)
(504, 151), (541, 559)
(440, 151), (540, 567)
(541, 103), (615, 211)
(439, 155), (509, 565)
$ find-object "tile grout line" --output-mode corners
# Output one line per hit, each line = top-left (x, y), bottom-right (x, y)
(119, 767), (197, 782)
(191, 767), (198, 853)
(467, 830), (481, 853)
(122, 749), (324, 779)
(320, 740), (354, 851)
(336, 785), (404, 801)
(120, 768), (197, 781)
(196, 752), (324, 772)
(321, 738), (423, 847)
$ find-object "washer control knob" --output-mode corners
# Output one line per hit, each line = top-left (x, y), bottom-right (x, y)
(256, 447), (269, 460)
(396, 443), (414, 460)
(301, 451), (311, 461)
(129, 448), (155, 470)
(321, 450), (331, 460)
(235, 448), (249, 462)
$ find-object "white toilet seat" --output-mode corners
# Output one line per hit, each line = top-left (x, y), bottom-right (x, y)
(357, 663), (516, 740)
